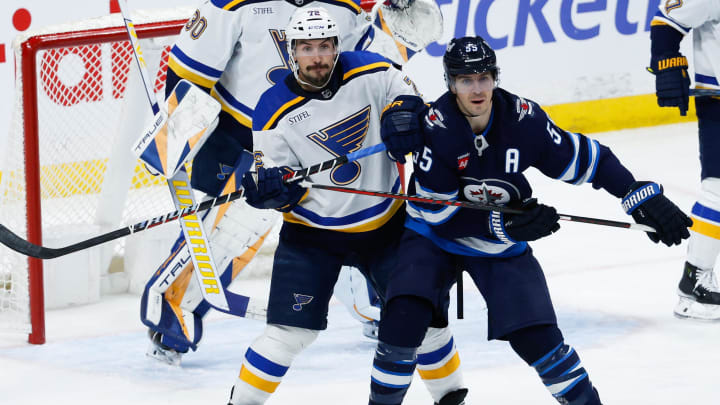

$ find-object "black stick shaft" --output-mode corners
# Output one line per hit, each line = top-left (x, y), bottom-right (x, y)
(304, 183), (656, 233)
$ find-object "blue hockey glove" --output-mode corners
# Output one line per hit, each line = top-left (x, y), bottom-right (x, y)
(490, 198), (560, 242)
(386, 0), (415, 9)
(381, 95), (427, 163)
(622, 181), (692, 246)
(241, 166), (306, 212)
(648, 52), (690, 116)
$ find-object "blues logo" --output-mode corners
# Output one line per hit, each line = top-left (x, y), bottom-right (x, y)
(266, 29), (290, 86)
(216, 163), (234, 180)
(307, 106), (371, 185)
(292, 293), (314, 311)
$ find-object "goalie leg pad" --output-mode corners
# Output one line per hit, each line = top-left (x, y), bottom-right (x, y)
(141, 198), (279, 353)
(333, 266), (381, 322)
(229, 324), (319, 404)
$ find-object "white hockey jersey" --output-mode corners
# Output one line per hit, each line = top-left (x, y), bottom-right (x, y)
(167, 0), (377, 129)
(252, 51), (420, 232)
(653, 0), (720, 90)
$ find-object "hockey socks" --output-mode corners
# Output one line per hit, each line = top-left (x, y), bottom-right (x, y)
(508, 325), (601, 405)
(229, 325), (318, 405)
(416, 327), (464, 403)
(369, 341), (417, 405)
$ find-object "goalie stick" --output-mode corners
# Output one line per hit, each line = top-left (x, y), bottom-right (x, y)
(299, 182), (658, 233)
(0, 144), (387, 261)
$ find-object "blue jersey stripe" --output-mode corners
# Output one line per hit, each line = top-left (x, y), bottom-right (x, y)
(170, 46), (224, 78)
(214, 82), (255, 116)
(695, 74), (719, 86)
(292, 178), (401, 226)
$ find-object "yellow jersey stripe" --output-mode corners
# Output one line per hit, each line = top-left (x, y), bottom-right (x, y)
(211, 88), (253, 128)
(334, 0), (363, 13)
(168, 56), (217, 89)
(282, 198), (403, 233)
(263, 96), (306, 130)
(222, 0), (248, 10)
(343, 62), (392, 81)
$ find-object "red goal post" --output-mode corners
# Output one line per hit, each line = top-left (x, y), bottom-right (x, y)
(0, 8), (193, 345)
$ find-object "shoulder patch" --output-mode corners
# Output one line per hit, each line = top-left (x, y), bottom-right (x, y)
(424, 107), (446, 129)
(515, 97), (535, 121)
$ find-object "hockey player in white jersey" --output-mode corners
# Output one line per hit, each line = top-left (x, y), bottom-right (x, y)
(648, 0), (720, 320)
(141, 0), (416, 365)
(227, 7), (466, 404)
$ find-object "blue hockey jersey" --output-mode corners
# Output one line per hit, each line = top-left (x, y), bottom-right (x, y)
(406, 88), (636, 257)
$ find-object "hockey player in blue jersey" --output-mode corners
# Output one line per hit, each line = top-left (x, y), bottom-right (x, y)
(647, 0), (720, 320)
(226, 7), (465, 405)
(367, 36), (693, 405)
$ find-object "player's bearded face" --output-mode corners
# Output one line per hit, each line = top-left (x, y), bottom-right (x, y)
(451, 72), (495, 117)
(294, 39), (337, 87)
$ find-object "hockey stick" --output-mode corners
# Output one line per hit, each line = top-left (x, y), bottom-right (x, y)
(300, 182), (657, 233)
(0, 145), (387, 261)
(690, 89), (720, 97)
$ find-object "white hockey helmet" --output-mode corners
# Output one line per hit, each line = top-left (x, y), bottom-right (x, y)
(286, 6), (340, 82)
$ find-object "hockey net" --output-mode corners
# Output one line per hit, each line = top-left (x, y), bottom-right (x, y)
(0, 7), (280, 344)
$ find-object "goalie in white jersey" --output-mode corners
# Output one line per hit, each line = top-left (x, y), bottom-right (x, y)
(140, 0), (414, 365)
(649, 0), (720, 320)
(228, 7), (466, 404)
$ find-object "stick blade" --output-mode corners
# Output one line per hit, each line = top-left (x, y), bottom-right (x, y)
(0, 224), (54, 259)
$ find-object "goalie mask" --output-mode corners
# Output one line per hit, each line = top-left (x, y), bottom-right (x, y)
(443, 36), (498, 91)
(286, 7), (340, 89)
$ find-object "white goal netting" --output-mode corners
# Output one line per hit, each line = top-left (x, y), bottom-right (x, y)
(0, 8), (276, 341)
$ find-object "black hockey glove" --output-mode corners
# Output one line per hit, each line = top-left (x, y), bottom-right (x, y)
(381, 95), (427, 163)
(622, 181), (692, 246)
(489, 198), (560, 242)
(241, 166), (306, 212)
(648, 52), (690, 116)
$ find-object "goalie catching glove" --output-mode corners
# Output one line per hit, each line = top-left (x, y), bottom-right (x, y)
(381, 95), (427, 163)
(241, 166), (306, 212)
(622, 181), (692, 246)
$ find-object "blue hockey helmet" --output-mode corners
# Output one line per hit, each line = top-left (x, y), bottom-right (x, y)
(443, 36), (498, 89)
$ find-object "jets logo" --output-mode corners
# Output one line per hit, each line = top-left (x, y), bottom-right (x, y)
(516, 97), (534, 121)
(462, 178), (520, 205)
(424, 107), (446, 129)
(307, 106), (371, 185)
(292, 294), (314, 311)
